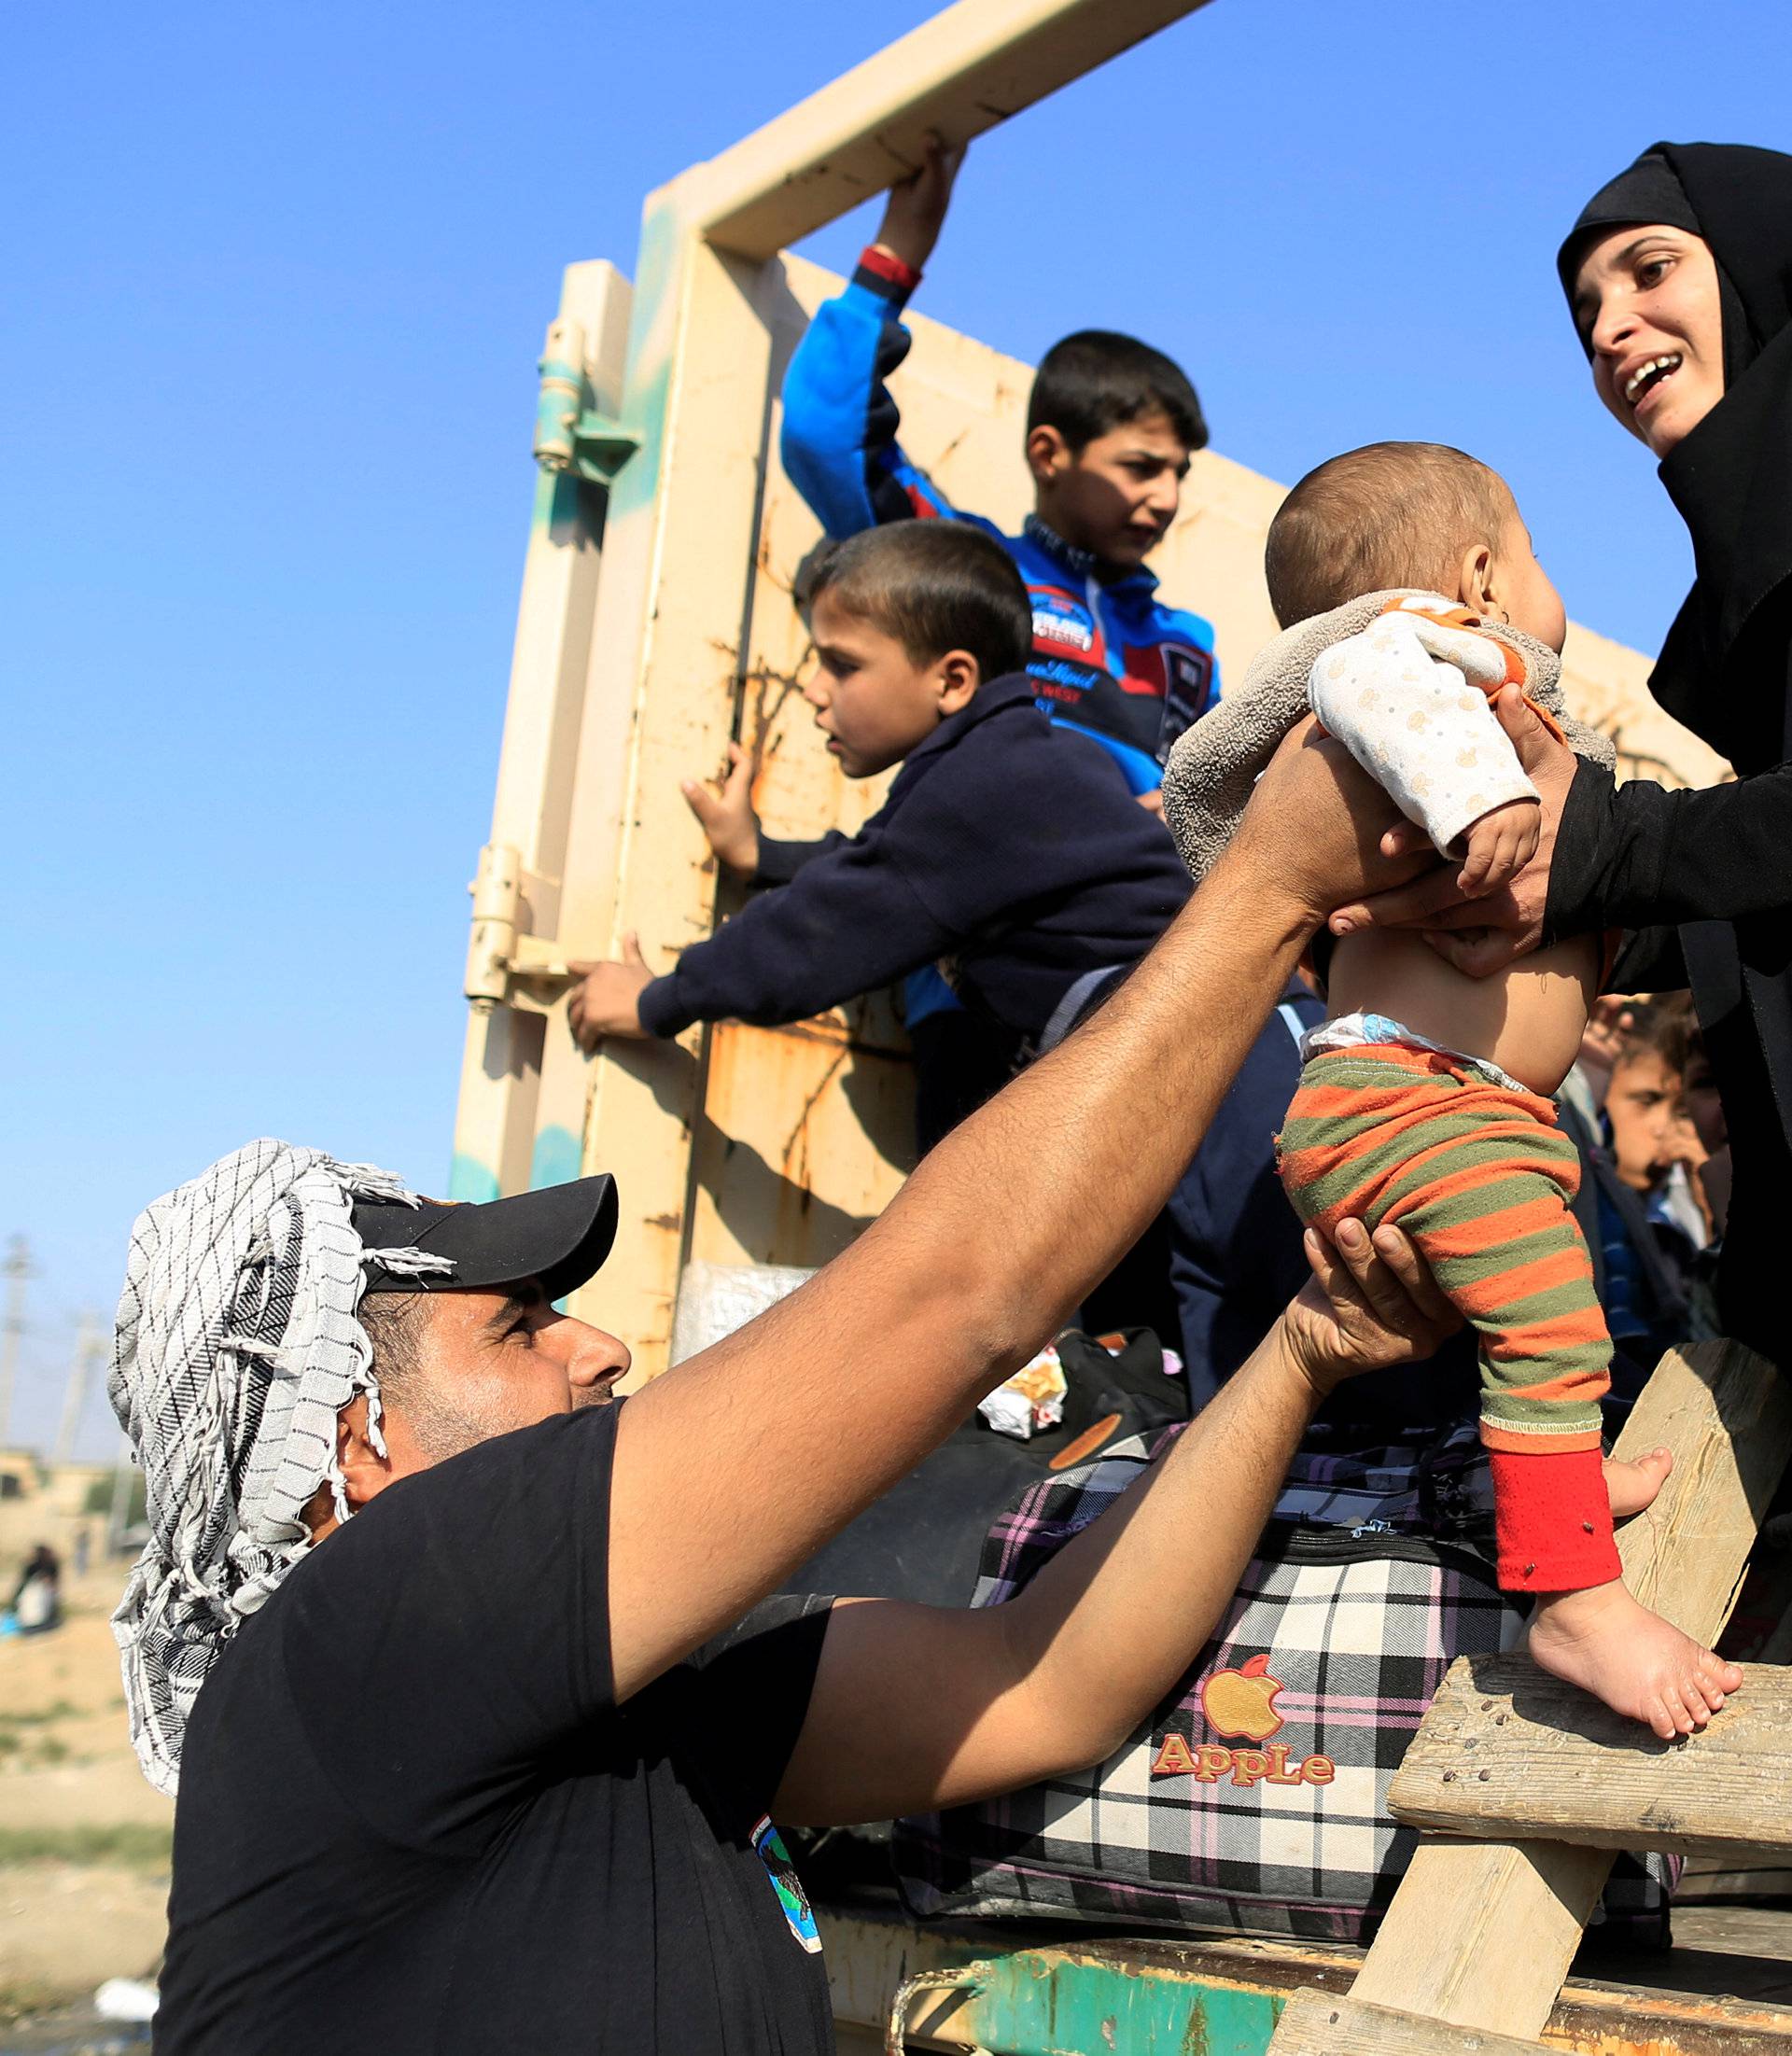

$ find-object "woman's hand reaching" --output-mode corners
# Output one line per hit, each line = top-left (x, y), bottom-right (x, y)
(1281, 1220), (1462, 1397)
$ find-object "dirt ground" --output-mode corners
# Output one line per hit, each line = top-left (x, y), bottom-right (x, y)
(0, 1576), (171, 2023)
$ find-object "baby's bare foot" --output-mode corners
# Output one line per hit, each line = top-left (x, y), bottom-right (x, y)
(1603, 1444), (1673, 1520)
(1529, 1582), (1742, 1740)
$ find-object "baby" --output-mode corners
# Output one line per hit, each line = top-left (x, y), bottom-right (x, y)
(1165, 441), (1742, 1740)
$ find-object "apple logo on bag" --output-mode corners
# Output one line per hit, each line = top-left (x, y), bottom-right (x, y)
(1200, 1654), (1284, 1741)
(1150, 1654), (1335, 1788)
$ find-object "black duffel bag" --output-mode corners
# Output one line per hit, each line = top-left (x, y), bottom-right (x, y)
(780, 1326), (1186, 1609)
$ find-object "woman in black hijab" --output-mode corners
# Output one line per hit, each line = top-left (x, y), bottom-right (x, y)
(1553, 143), (1792, 1364)
(1339, 144), (1792, 1362)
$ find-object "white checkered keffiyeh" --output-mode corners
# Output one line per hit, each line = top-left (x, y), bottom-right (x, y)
(107, 1139), (454, 1796)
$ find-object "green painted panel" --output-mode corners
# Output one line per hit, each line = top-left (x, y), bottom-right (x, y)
(607, 197), (681, 524)
(950, 1952), (1286, 2056)
(529, 466), (580, 538)
(447, 1152), (501, 1204)
(529, 1124), (583, 1192)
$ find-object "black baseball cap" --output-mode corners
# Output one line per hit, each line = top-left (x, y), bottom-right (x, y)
(351, 1175), (619, 1303)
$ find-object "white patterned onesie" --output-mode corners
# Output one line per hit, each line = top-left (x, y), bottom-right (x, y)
(1306, 594), (1541, 856)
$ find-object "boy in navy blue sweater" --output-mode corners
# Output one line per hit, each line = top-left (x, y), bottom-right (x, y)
(567, 524), (1189, 1098)
(779, 139), (1219, 805)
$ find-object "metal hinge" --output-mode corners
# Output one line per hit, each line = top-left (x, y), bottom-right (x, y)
(533, 315), (640, 483)
(464, 842), (576, 1016)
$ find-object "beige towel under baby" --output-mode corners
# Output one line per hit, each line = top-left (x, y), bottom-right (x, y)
(1162, 590), (1616, 886)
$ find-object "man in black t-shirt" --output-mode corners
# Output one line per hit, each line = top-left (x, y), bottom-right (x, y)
(109, 725), (1459, 2054)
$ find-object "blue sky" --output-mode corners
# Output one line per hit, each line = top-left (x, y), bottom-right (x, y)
(4, 0), (1787, 1458)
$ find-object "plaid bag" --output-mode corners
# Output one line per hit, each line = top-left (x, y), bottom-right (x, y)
(894, 1420), (1672, 1942)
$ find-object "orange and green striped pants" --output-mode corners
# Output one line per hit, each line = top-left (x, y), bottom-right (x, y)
(1276, 1042), (1610, 1456)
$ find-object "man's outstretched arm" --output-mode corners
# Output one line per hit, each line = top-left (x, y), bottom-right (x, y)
(607, 723), (1419, 1702)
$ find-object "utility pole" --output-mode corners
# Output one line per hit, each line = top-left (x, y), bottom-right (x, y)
(0, 1236), (35, 1450)
(52, 1309), (103, 1469)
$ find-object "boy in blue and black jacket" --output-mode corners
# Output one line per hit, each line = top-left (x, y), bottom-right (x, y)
(780, 139), (1220, 804)
(567, 524), (1191, 1117)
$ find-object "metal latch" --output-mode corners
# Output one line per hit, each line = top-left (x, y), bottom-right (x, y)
(533, 315), (640, 483)
(464, 842), (576, 1015)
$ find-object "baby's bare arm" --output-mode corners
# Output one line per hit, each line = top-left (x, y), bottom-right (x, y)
(1456, 796), (1541, 897)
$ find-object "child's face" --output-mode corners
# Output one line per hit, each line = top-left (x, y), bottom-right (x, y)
(1605, 1048), (1685, 1193)
(804, 591), (976, 777)
(1029, 408), (1190, 567)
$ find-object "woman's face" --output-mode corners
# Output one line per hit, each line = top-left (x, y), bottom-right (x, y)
(1573, 226), (1725, 457)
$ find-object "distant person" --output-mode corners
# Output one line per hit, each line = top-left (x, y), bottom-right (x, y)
(10, 1544), (61, 1634)
(1559, 1005), (1668, 1394)
(1164, 440), (1739, 1740)
(1591, 1002), (1711, 1373)
(1677, 1010), (1732, 1238)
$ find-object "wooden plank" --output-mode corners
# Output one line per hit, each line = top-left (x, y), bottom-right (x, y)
(1319, 1341), (1792, 2045)
(1389, 1656), (1792, 1859)
(1272, 1990), (1550, 2056)
(1279, 1984), (1792, 2056)
(1613, 1342), (1792, 1636)
(683, 0), (1215, 261)
(1336, 1838), (1607, 2039)
(1647, 1904), (1792, 2007)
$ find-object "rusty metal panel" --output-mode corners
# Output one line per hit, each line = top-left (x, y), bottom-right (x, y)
(820, 1908), (1792, 2056)
(688, 1007), (916, 1273)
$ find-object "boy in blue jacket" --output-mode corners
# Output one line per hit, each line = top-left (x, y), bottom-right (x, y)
(780, 139), (1219, 805)
(567, 524), (1190, 1109)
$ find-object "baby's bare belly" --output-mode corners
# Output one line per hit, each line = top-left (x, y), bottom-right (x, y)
(1324, 929), (1600, 1098)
